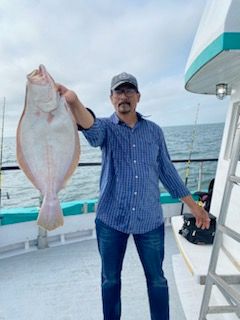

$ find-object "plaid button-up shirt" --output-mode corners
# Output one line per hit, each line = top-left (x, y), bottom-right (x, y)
(82, 112), (190, 234)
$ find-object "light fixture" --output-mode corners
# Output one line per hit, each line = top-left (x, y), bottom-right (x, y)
(216, 83), (228, 100)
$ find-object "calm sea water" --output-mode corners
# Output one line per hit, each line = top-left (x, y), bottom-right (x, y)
(1, 122), (224, 209)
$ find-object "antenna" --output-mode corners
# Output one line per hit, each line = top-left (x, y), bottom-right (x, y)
(0, 97), (6, 209)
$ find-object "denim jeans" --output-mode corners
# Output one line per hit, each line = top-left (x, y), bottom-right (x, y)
(95, 219), (169, 320)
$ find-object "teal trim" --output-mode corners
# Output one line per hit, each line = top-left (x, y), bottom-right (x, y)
(160, 192), (199, 204)
(185, 32), (240, 85)
(0, 199), (99, 226)
(0, 193), (199, 226)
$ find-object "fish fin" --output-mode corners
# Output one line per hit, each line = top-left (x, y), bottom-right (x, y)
(37, 195), (64, 231)
(63, 124), (80, 186)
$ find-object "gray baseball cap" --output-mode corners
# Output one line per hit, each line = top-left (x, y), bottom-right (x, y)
(111, 72), (138, 91)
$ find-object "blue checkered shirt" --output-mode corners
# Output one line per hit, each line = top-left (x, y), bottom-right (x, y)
(82, 112), (190, 234)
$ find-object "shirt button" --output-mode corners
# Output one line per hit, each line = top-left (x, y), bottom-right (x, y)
(134, 191), (137, 195)
(132, 207), (136, 211)
(133, 160), (137, 164)
(133, 144), (136, 147)
(135, 175), (138, 179)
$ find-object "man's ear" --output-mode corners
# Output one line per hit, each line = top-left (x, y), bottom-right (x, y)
(137, 92), (141, 102)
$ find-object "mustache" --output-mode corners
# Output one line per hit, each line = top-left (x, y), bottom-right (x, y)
(118, 101), (130, 107)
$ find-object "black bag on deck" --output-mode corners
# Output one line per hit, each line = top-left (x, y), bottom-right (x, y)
(179, 213), (216, 245)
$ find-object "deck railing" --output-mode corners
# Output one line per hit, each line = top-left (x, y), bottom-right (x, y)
(1, 157), (218, 197)
(0, 157), (218, 172)
(0, 158), (218, 227)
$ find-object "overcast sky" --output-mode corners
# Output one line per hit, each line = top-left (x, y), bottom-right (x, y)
(0, 0), (229, 137)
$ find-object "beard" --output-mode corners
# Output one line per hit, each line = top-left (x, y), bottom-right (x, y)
(118, 102), (131, 114)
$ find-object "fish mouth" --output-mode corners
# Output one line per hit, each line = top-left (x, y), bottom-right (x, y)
(39, 64), (47, 74)
(27, 64), (53, 85)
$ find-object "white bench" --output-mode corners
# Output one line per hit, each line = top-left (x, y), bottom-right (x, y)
(171, 215), (239, 284)
(172, 216), (240, 320)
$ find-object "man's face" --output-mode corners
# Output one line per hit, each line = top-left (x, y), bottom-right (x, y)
(110, 84), (140, 115)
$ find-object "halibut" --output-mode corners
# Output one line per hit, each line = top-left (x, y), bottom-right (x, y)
(16, 65), (80, 231)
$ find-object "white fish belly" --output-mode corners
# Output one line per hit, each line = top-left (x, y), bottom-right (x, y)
(17, 97), (80, 230)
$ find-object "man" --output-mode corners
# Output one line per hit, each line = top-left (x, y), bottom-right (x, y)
(58, 72), (210, 320)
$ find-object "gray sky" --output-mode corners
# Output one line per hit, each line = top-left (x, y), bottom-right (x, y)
(0, 0), (229, 137)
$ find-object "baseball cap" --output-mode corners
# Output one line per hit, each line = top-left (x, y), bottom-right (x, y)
(111, 72), (138, 91)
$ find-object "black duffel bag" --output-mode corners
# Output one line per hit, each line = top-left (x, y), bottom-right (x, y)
(179, 213), (216, 245)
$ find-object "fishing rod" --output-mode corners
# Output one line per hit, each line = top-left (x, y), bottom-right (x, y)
(180, 103), (200, 215)
(0, 97), (6, 209)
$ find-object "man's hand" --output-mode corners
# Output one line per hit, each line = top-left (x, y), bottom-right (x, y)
(56, 84), (79, 106)
(181, 195), (211, 229)
(191, 205), (211, 229)
(55, 84), (94, 129)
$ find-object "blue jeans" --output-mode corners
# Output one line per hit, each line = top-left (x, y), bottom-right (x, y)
(96, 219), (169, 320)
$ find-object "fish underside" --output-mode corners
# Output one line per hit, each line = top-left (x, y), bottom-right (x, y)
(16, 65), (80, 231)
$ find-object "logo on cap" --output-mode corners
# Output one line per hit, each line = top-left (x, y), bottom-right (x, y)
(119, 72), (129, 80)
(111, 72), (138, 91)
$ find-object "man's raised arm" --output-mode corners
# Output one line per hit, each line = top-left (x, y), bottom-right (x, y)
(57, 84), (94, 129)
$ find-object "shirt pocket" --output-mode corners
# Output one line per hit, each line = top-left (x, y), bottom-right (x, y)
(137, 139), (159, 166)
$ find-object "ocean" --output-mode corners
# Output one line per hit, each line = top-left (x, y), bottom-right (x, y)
(1, 122), (224, 209)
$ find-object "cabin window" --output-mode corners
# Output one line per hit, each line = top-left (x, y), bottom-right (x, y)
(224, 102), (240, 161)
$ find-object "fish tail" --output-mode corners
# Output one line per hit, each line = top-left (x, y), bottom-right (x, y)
(37, 195), (64, 231)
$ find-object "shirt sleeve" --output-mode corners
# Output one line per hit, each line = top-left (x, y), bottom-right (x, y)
(82, 117), (107, 148)
(158, 128), (190, 199)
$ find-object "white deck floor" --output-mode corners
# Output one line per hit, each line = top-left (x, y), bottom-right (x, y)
(0, 225), (186, 320)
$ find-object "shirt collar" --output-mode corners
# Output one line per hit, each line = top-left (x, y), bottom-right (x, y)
(110, 112), (143, 125)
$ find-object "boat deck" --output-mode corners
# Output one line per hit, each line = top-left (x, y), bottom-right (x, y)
(0, 225), (186, 320)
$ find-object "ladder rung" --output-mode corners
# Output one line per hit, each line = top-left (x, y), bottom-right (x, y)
(209, 272), (240, 304)
(229, 175), (240, 184)
(208, 305), (238, 314)
(218, 224), (240, 243)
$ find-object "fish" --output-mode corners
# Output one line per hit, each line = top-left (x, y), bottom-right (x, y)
(16, 64), (80, 231)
